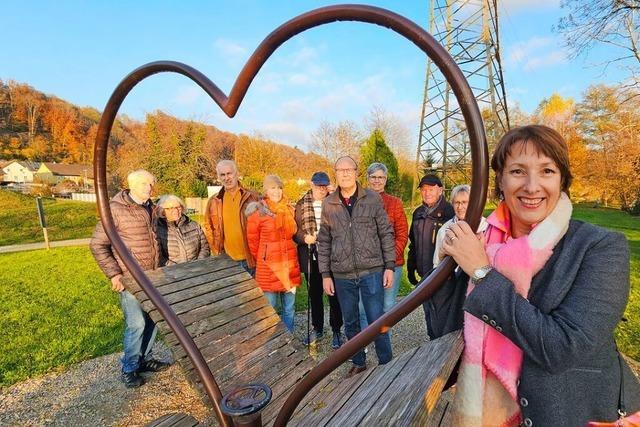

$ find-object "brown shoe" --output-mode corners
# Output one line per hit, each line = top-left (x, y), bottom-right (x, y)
(346, 364), (367, 378)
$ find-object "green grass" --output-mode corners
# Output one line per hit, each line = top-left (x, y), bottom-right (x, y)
(1, 202), (637, 389)
(571, 205), (640, 360)
(0, 247), (122, 388)
(0, 190), (98, 246)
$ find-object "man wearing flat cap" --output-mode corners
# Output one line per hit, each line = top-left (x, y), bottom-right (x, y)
(407, 175), (454, 336)
(294, 171), (344, 349)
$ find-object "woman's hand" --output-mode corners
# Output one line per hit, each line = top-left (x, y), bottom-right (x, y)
(442, 220), (490, 277)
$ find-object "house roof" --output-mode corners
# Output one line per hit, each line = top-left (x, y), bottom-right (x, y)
(40, 162), (93, 179)
(2, 160), (41, 172)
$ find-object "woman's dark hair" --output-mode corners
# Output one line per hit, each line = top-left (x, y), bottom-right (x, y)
(491, 124), (573, 198)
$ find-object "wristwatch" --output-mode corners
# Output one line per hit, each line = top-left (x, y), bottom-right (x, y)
(471, 265), (493, 284)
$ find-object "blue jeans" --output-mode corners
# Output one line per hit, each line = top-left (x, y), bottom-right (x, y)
(239, 259), (256, 277)
(120, 290), (157, 373)
(264, 291), (295, 332)
(359, 267), (403, 331)
(335, 271), (392, 367)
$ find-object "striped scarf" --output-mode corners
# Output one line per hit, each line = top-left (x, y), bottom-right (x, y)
(452, 192), (572, 427)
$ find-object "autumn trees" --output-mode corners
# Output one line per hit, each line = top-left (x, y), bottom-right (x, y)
(533, 86), (640, 210)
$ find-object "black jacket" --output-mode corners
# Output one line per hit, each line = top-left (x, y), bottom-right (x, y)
(407, 196), (454, 279)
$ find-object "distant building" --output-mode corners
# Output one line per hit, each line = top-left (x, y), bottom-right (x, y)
(2, 160), (41, 183)
(35, 163), (94, 186)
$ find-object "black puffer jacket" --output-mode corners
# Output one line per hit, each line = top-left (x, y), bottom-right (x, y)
(90, 190), (159, 278)
(407, 196), (454, 279)
(155, 214), (210, 266)
(317, 184), (395, 280)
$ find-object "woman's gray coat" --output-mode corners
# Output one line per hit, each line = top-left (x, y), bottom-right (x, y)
(156, 215), (210, 266)
(464, 220), (640, 427)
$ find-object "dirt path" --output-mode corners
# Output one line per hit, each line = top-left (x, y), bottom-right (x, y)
(0, 308), (427, 426)
(3, 306), (638, 427)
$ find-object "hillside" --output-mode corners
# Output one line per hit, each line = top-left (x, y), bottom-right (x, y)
(0, 80), (330, 199)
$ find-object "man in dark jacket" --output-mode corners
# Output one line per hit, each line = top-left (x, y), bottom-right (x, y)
(294, 172), (344, 349)
(318, 156), (395, 377)
(90, 170), (169, 388)
(407, 175), (455, 338)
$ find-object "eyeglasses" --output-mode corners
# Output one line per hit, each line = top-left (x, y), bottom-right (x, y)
(368, 175), (387, 181)
(335, 168), (356, 175)
(164, 206), (182, 211)
(453, 201), (469, 207)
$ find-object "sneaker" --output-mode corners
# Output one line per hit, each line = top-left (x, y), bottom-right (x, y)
(331, 332), (343, 350)
(303, 330), (324, 346)
(137, 359), (171, 373)
(121, 371), (145, 388)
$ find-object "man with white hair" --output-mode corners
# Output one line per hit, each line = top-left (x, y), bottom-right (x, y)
(204, 159), (258, 275)
(90, 169), (169, 388)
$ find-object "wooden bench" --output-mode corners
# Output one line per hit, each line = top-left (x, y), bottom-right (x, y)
(126, 255), (462, 426)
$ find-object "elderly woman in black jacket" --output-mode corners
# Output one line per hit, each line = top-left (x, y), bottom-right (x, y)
(444, 125), (640, 426)
(155, 195), (210, 266)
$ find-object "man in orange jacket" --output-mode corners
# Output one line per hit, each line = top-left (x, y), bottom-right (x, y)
(203, 160), (258, 275)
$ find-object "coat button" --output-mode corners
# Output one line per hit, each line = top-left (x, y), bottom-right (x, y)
(520, 397), (528, 407)
(489, 319), (497, 327)
(496, 326), (503, 332)
(523, 418), (533, 426)
(482, 314), (489, 321)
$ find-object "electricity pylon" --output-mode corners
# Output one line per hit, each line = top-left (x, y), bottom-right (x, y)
(414, 0), (510, 199)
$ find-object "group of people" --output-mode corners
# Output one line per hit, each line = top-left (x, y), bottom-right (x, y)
(90, 124), (640, 426)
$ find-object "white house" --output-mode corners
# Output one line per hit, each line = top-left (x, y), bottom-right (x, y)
(1, 161), (41, 183)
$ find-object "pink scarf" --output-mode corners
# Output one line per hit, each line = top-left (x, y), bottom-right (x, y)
(452, 193), (572, 427)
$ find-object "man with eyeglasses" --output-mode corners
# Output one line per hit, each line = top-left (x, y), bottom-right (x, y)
(317, 156), (395, 377)
(90, 169), (170, 388)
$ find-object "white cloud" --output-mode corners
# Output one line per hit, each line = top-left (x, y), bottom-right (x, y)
(505, 36), (567, 72)
(280, 99), (316, 121)
(214, 38), (248, 58)
(501, 0), (560, 12)
(173, 85), (203, 106)
(523, 50), (567, 71)
(288, 73), (312, 85)
(507, 36), (554, 66)
(260, 121), (310, 147)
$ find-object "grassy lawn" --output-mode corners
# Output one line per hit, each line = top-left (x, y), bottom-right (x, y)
(0, 247), (122, 388)
(1, 203), (638, 389)
(0, 190), (98, 246)
(572, 205), (640, 360)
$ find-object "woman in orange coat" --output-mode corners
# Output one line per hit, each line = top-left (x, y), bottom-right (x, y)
(246, 175), (301, 331)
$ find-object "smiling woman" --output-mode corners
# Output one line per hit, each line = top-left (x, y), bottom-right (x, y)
(443, 125), (640, 426)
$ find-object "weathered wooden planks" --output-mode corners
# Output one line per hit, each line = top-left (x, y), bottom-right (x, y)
(145, 412), (200, 427)
(124, 255), (460, 427)
(287, 330), (463, 427)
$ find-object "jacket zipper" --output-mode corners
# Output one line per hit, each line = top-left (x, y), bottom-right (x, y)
(344, 199), (360, 279)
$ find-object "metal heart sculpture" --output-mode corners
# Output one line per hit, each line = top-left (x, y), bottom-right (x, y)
(93, 5), (488, 426)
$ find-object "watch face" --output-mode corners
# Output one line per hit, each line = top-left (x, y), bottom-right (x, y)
(474, 267), (489, 280)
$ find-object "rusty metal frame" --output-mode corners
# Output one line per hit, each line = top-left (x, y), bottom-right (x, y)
(93, 4), (487, 427)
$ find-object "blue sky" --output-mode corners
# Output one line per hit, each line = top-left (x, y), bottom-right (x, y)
(3, 1), (631, 152)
